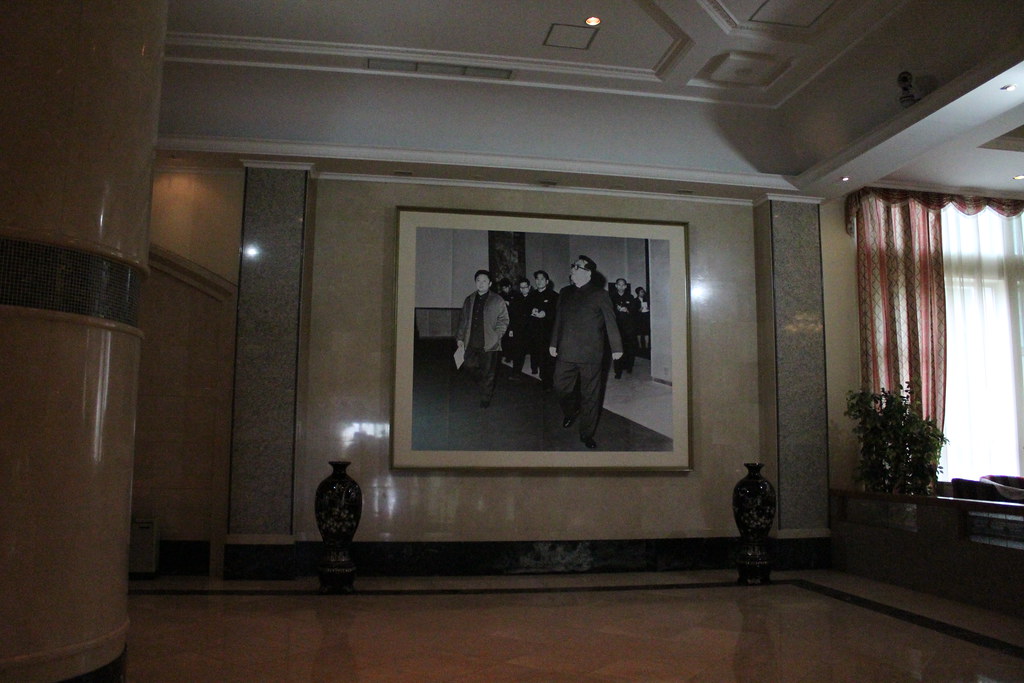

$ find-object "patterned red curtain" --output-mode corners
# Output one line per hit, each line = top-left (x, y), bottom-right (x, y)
(845, 188), (947, 426)
(846, 188), (1024, 230)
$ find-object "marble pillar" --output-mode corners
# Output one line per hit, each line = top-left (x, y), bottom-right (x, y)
(0, 2), (166, 681)
(225, 165), (310, 578)
(754, 199), (829, 532)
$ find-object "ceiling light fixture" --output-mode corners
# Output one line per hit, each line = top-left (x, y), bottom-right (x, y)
(1013, 174), (1024, 181)
(841, 176), (850, 182)
(1000, 84), (1018, 92)
(585, 16), (601, 26)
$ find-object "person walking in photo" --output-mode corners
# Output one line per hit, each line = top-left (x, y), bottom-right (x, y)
(610, 278), (638, 379)
(505, 277), (533, 380)
(635, 286), (651, 353)
(525, 270), (558, 391)
(456, 269), (509, 408)
(549, 256), (622, 449)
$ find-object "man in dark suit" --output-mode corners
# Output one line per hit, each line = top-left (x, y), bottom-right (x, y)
(549, 255), (623, 449)
(525, 270), (558, 391)
(456, 269), (509, 408)
(610, 278), (638, 379)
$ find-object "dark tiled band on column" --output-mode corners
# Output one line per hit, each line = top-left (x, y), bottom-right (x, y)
(0, 237), (140, 326)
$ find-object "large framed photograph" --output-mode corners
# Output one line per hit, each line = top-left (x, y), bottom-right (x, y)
(392, 208), (690, 470)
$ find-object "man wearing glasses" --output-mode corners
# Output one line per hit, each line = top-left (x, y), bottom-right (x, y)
(549, 256), (623, 449)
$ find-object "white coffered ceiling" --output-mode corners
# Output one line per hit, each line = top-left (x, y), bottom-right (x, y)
(157, 0), (1024, 201)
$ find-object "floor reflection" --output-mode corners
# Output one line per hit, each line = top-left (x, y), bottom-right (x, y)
(127, 569), (1024, 682)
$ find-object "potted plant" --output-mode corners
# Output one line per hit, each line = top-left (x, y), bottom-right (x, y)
(844, 384), (947, 495)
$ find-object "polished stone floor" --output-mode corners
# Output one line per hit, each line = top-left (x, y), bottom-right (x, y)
(126, 569), (1024, 681)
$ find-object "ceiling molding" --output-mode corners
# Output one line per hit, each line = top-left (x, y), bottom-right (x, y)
(165, 32), (663, 84)
(633, 0), (694, 79)
(157, 135), (801, 192)
(311, 172), (755, 206)
(240, 159), (316, 171)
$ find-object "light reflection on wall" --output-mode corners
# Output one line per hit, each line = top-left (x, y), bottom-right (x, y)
(691, 282), (710, 302)
(339, 421), (390, 449)
(338, 422), (396, 519)
(783, 312), (824, 335)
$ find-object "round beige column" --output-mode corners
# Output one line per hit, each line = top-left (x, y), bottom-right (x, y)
(0, 2), (166, 681)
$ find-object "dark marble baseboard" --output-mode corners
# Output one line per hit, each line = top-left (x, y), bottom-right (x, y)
(217, 537), (830, 580)
(224, 543), (298, 580)
(161, 540), (210, 575)
(130, 540), (212, 579)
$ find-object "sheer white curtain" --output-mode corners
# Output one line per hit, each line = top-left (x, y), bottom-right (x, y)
(941, 206), (1024, 479)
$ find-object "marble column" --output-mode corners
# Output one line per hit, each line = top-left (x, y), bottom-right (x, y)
(225, 164), (310, 578)
(754, 199), (829, 532)
(0, 2), (166, 682)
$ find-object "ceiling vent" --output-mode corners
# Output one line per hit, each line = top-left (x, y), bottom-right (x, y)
(366, 58), (512, 80)
(543, 24), (598, 50)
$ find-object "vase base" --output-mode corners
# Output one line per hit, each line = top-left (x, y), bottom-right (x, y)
(318, 564), (356, 594)
(736, 563), (772, 585)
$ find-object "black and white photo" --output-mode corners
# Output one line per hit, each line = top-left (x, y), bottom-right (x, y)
(392, 209), (690, 470)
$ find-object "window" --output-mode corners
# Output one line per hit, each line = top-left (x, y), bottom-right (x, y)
(941, 206), (1024, 479)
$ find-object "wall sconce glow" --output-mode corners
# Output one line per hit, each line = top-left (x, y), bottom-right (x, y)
(340, 422), (390, 448)
(586, 16), (601, 26)
(691, 283), (710, 302)
(1000, 84), (1017, 92)
(243, 244), (261, 259)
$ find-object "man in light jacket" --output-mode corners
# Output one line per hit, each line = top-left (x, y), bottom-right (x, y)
(456, 269), (509, 408)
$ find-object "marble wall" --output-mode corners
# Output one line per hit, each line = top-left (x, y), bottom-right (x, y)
(229, 167), (308, 535)
(754, 200), (829, 532)
(142, 171), (857, 574)
(296, 180), (765, 543)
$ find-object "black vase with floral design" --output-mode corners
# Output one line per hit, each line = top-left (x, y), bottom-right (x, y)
(314, 460), (363, 593)
(732, 462), (776, 585)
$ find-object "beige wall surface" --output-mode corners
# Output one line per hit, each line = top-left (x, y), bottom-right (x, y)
(146, 172), (858, 544)
(297, 180), (762, 542)
(820, 198), (860, 489)
(150, 169), (245, 284)
(133, 249), (236, 556)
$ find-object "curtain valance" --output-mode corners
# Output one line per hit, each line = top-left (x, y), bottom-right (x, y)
(846, 187), (1024, 233)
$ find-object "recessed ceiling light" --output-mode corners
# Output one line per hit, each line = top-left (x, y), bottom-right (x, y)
(1000, 84), (1017, 92)
(1013, 174), (1024, 181)
(841, 176), (851, 182)
(585, 16), (601, 26)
